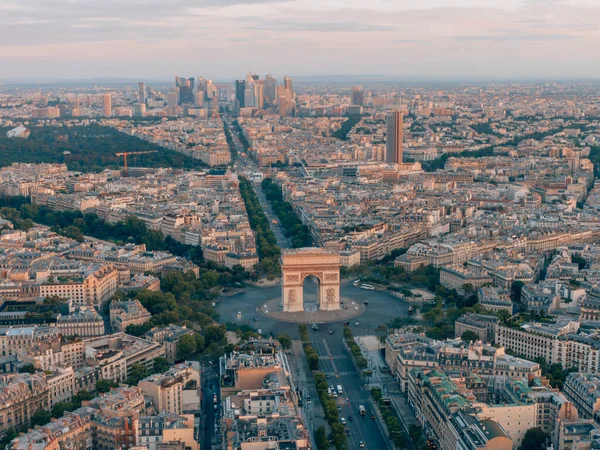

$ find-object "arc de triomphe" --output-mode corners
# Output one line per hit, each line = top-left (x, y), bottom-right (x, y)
(281, 248), (341, 312)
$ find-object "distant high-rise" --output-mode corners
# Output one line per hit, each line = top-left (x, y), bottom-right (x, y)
(206, 80), (216, 99)
(385, 112), (404, 165)
(180, 85), (194, 104)
(244, 86), (254, 109)
(167, 91), (178, 108)
(235, 80), (246, 108)
(265, 74), (277, 105)
(134, 103), (146, 117)
(197, 77), (207, 97)
(138, 82), (146, 105)
(195, 92), (204, 107)
(283, 77), (294, 100)
(284, 76), (293, 99)
(256, 82), (264, 110)
(351, 86), (364, 106)
(102, 93), (112, 117)
(277, 85), (288, 117)
(175, 77), (194, 104)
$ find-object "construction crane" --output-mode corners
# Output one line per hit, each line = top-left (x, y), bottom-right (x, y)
(115, 151), (157, 176)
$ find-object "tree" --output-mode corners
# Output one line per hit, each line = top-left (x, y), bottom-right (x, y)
(73, 390), (94, 407)
(126, 363), (149, 386)
(519, 428), (547, 450)
(51, 402), (75, 418)
(31, 409), (51, 427)
(315, 426), (329, 450)
(18, 363), (36, 374)
(177, 334), (198, 361)
(461, 330), (480, 342)
(153, 356), (170, 374)
(96, 379), (118, 393)
(277, 334), (292, 350)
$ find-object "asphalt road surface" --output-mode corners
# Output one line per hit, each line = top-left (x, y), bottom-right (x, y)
(309, 323), (392, 450)
(216, 281), (410, 339)
(201, 366), (221, 450)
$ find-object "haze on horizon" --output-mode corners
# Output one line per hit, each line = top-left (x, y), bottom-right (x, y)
(1, 0), (600, 81)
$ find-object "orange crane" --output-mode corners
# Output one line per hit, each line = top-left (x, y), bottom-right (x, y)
(115, 151), (157, 176)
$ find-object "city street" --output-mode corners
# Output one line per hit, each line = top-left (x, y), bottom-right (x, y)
(200, 366), (221, 450)
(308, 323), (392, 450)
(224, 118), (292, 249)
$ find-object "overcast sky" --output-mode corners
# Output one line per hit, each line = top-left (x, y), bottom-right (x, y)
(1, 0), (599, 81)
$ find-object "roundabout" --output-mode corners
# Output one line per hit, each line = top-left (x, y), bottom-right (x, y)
(256, 296), (365, 324)
(216, 281), (411, 338)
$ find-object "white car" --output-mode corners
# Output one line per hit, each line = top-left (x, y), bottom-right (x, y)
(340, 417), (346, 425)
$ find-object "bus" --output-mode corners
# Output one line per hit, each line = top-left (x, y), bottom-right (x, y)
(359, 405), (366, 416)
(360, 284), (375, 291)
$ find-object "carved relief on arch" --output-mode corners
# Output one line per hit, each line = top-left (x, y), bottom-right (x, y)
(324, 273), (338, 282)
(301, 272), (323, 282)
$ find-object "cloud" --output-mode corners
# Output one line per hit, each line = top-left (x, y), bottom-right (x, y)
(1, 0), (600, 79)
(455, 33), (580, 42)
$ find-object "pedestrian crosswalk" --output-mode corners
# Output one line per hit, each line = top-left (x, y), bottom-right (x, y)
(323, 371), (355, 376)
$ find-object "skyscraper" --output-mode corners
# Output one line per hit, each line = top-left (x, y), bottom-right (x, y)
(351, 86), (364, 106)
(277, 85), (288, 117)
(256, 82), (264, 110)
(284, 76), (293, 99)
(385, 112), (404, 165)
(102, 93), (112, 117)
(235, 80), (246, 108)
(167, 91), (178, 108)
(175, 77), (194, 104)
(138, 82), (146, 105)
(197, 77), (207, 98)
(265, 74), (277, 105)
(244, 86), (255, 109)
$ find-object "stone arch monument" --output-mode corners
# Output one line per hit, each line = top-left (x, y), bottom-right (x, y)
(281, 248), (341, 312)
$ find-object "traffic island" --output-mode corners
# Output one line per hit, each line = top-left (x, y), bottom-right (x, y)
(257, 296), (365, 324)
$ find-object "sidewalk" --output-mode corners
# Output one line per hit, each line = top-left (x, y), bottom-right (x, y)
(357, 336), (420, 431)
(289, 341), (328, 440)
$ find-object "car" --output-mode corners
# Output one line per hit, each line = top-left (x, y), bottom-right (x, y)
(355, 322), (359, 326)
(211, 302), (216, 307)
(370, 414), (376, 420)
(345, 428), (350, 435)
(340, 418), (346, 424)
(364, 300), (369, 305)
(258, 329), (262, 334)
(359, 441), (365, 448)
(329, 330), (334, 335)
(307, 396), (311, 403)
(348, 415), (353, 422)
(253, 318), (258, 321)
(344, 321), (350, 325)
(337, 406), (341, 411)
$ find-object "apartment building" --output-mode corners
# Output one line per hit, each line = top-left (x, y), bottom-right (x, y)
(145, 325), (196, 363)
(56, 307), (105, 337)
(0, 373), (49, 435)
(563, 372), (600, 419)
(455, 313), (499, 342)
(109, 300), (152, 332)
(39, 264), (119, 309)
(386, 334), (540, 393)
